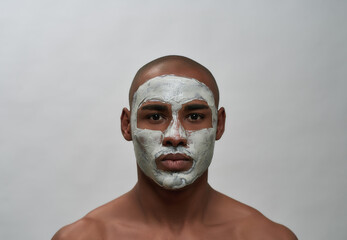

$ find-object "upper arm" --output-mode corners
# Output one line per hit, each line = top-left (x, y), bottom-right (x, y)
(52, 218), (104, 240)
(253, 220), (298, 240)
(272, 223), (298, 240)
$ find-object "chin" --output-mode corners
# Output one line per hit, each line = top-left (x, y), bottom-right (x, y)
(151, 167), (203, 190)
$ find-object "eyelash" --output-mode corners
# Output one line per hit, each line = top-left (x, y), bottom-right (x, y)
(186, 113), (204, 121)
(145, 113), (205, 122)
(147, 114), (164, 121)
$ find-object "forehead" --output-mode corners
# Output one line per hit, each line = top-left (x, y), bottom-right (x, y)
(131, 75), (216, 110)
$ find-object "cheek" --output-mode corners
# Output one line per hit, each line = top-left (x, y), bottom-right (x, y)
(134, 129), (163, 150)
(187, 128), (216, 150)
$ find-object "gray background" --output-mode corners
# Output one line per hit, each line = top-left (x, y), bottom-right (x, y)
(1, 0), (346, 239)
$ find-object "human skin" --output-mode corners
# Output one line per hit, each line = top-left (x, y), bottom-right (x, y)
(131, 75), (219, 189)
(52, 56), (297, 240)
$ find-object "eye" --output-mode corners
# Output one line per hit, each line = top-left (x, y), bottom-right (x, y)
(187, 113), (204, 121)
(148, 114), (163, 121)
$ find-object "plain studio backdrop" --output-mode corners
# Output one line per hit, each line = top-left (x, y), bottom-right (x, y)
(1, 0), (346, 239)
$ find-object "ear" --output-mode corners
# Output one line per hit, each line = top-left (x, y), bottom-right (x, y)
(121, 108), (132, 141)
(215, 107), (226, 140)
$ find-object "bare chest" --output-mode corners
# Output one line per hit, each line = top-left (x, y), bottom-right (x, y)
(103, 222), (240, 240)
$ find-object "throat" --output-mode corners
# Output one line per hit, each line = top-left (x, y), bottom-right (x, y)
(135, 168), (211, 226)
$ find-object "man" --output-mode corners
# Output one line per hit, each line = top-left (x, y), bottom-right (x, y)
(52, 55), (297, 239)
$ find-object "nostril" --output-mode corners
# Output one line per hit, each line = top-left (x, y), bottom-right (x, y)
(163, 137), (187, 147)
(178, 141), (186, 146)
(164, 140), (173, 146)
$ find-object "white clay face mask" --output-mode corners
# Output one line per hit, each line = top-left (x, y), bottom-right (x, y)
(131, 75), (218, 189)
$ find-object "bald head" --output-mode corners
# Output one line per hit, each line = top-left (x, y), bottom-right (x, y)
(129, 55), (219, 108)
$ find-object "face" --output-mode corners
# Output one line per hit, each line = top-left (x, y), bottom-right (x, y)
(131, 75), (218, 189)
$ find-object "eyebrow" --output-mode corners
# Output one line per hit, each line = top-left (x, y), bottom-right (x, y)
(140, 104), (169, 111)
(184, 104), (209, 111)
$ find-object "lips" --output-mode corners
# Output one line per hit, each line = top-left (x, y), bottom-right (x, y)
(156, 153), (193, 172)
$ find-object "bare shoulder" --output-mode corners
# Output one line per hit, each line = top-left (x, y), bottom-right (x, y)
(238, 213), (298, 240)
(52, 217), (105, 240)
(52, 190), (138, 240)
(210, 190), (297, 240)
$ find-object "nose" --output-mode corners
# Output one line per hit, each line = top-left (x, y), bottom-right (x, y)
(162, 118), (187, 147)
(163, 135), (187, 147)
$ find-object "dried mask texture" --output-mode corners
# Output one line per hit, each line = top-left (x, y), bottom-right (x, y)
(131, 75), (217, 189)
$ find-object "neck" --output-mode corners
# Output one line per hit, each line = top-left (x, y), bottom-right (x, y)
(134, 166), (212, 230)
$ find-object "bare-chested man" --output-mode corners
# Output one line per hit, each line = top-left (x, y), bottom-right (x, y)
(52, 55), (297, 240)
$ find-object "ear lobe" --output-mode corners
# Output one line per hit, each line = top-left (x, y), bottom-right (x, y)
(215, 107), (226, 140)
(121, 108), (132, 141)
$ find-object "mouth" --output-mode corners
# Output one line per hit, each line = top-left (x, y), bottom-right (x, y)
(156, 153), (193, 172)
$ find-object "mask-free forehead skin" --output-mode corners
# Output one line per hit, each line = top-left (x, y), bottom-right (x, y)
(129, 55), (219, 108)
(130, 75), (218, 189)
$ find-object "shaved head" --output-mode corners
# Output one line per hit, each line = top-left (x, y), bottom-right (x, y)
(129, 55), (219, 108)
